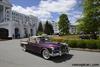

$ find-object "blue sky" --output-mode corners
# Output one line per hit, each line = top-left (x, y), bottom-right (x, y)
(10, 0), (40, 7)
(10, 0), (83, 24)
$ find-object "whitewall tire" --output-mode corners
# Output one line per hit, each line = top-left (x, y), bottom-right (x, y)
(42, 49), (50, 60)
(23, 45), (27, 52)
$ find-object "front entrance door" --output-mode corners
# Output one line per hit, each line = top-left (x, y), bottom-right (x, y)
(15, 28), (20, 38)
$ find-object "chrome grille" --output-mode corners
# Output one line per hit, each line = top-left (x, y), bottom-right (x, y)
(60, 45), (67, 53)
(53, 47), (60, 53)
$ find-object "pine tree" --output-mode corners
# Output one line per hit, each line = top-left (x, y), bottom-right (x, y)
(44, 21), (54, 35)
(49, 23), (54, 35)
(58, 14), (70, 35)
(37, 22), (43, 35)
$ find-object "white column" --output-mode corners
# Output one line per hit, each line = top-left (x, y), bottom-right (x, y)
(0, 5), (2, 22)
(19, 22), (25, 38)
(27, 24), (31, 37)
(7, 7), (12, 21)
(33, 24), (36, 35)
(3, 5), (5, 22)
(10, 9), (12, 21)
(8, 7), (13, 38)
(8, 21), (13, 38)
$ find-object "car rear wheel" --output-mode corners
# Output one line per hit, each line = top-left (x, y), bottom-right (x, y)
(42, 49), (50, 60)
(23, 45), (27, 52)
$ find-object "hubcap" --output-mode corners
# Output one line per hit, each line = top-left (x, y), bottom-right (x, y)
(23, 45), (26, 51)
(42, 49), (50, 59)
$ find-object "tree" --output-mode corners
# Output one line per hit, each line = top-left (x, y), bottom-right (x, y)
(77, 18), (87, 33)
(81, 0), (100, 33)
(44, 21), (54, 35)
(37, 22), (43, 35)
(58, 14), (70, 35)
(77, 0), (100, 39)
(49, 23), (54, 35)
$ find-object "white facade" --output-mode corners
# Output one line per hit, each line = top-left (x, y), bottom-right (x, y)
(69, 25), (77, 34)
(52, 22), (59, 34)
(0, 0), (39, 38)
(51, 22), (77, 34)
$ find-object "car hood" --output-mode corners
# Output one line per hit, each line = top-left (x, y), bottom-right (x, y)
(40, 42), (62, 48)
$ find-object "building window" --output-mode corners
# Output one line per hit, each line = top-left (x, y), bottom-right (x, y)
(6, 15), (9, 17)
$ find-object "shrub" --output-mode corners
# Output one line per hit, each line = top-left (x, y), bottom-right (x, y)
(96, 40), (100, 49)
(51, 38), (65, 43)
(77, 40), (86, 48)
(37, 32), (44, 36)
(68, 40), (77, 48)
(51, 37), (100, 49)
(86, 40), (97, 49)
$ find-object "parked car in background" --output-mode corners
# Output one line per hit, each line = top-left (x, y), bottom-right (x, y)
(20, 35), (69, 59)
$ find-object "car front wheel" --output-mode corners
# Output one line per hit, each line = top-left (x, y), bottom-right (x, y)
(42, 49), (50, 60)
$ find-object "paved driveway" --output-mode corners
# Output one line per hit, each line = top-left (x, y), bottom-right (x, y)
(0, 39), (100, 67)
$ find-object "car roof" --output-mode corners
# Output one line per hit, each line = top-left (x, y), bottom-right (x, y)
(31, 36), (43, 38)
(30, 35), (48, 39)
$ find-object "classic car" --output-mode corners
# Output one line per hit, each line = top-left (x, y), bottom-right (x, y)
(20, 36), (69, 59)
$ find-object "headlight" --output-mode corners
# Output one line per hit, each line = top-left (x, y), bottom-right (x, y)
(50, 47), (55, 50)
(62, 43), (68, 46)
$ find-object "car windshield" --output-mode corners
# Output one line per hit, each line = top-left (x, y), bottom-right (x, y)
(38, 37), (50, 43)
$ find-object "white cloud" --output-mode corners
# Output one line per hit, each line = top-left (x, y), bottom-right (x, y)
(12, 5), (34, 15)
(12, 0), (78, 22)
(40, 0), (76, 13)
(12, 4), (51, 22)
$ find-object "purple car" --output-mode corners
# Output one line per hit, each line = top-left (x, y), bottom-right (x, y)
(20, 36), (69, 59)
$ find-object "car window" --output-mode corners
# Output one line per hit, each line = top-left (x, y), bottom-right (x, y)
(39, 37), (50, 43)
(36, 38), (40, 43)
(29, 37), (37, 44)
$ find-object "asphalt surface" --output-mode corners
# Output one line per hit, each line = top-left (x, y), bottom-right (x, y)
(0, 39), (100, 67)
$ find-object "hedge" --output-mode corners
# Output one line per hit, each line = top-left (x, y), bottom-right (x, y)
(51, 38), (100, 49)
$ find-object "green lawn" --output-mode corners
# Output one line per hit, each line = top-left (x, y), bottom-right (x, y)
(52, 34), (100, 40)
(52, 35), (80, 40)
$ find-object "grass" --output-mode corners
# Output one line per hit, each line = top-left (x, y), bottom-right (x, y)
(52, 35), (80, 40)
(51, 34), (100, 49)
(52, 34), (100, 40)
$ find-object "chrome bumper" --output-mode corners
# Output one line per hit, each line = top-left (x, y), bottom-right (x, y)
(50, 50), (69, 57)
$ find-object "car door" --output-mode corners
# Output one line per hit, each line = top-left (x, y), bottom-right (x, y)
(27, 37), (36, 51)
(31, 38), (42, 53)
(33, 43), (42, 53)
(27, 38), (32, 50)
(27, 37), (38, 52)
(31, 43), (39, 53)
(28, 37), (42, 53)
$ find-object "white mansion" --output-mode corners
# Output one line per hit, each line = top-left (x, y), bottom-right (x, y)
(51, 21), (77, 34)
(0, 0), (39, 38)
